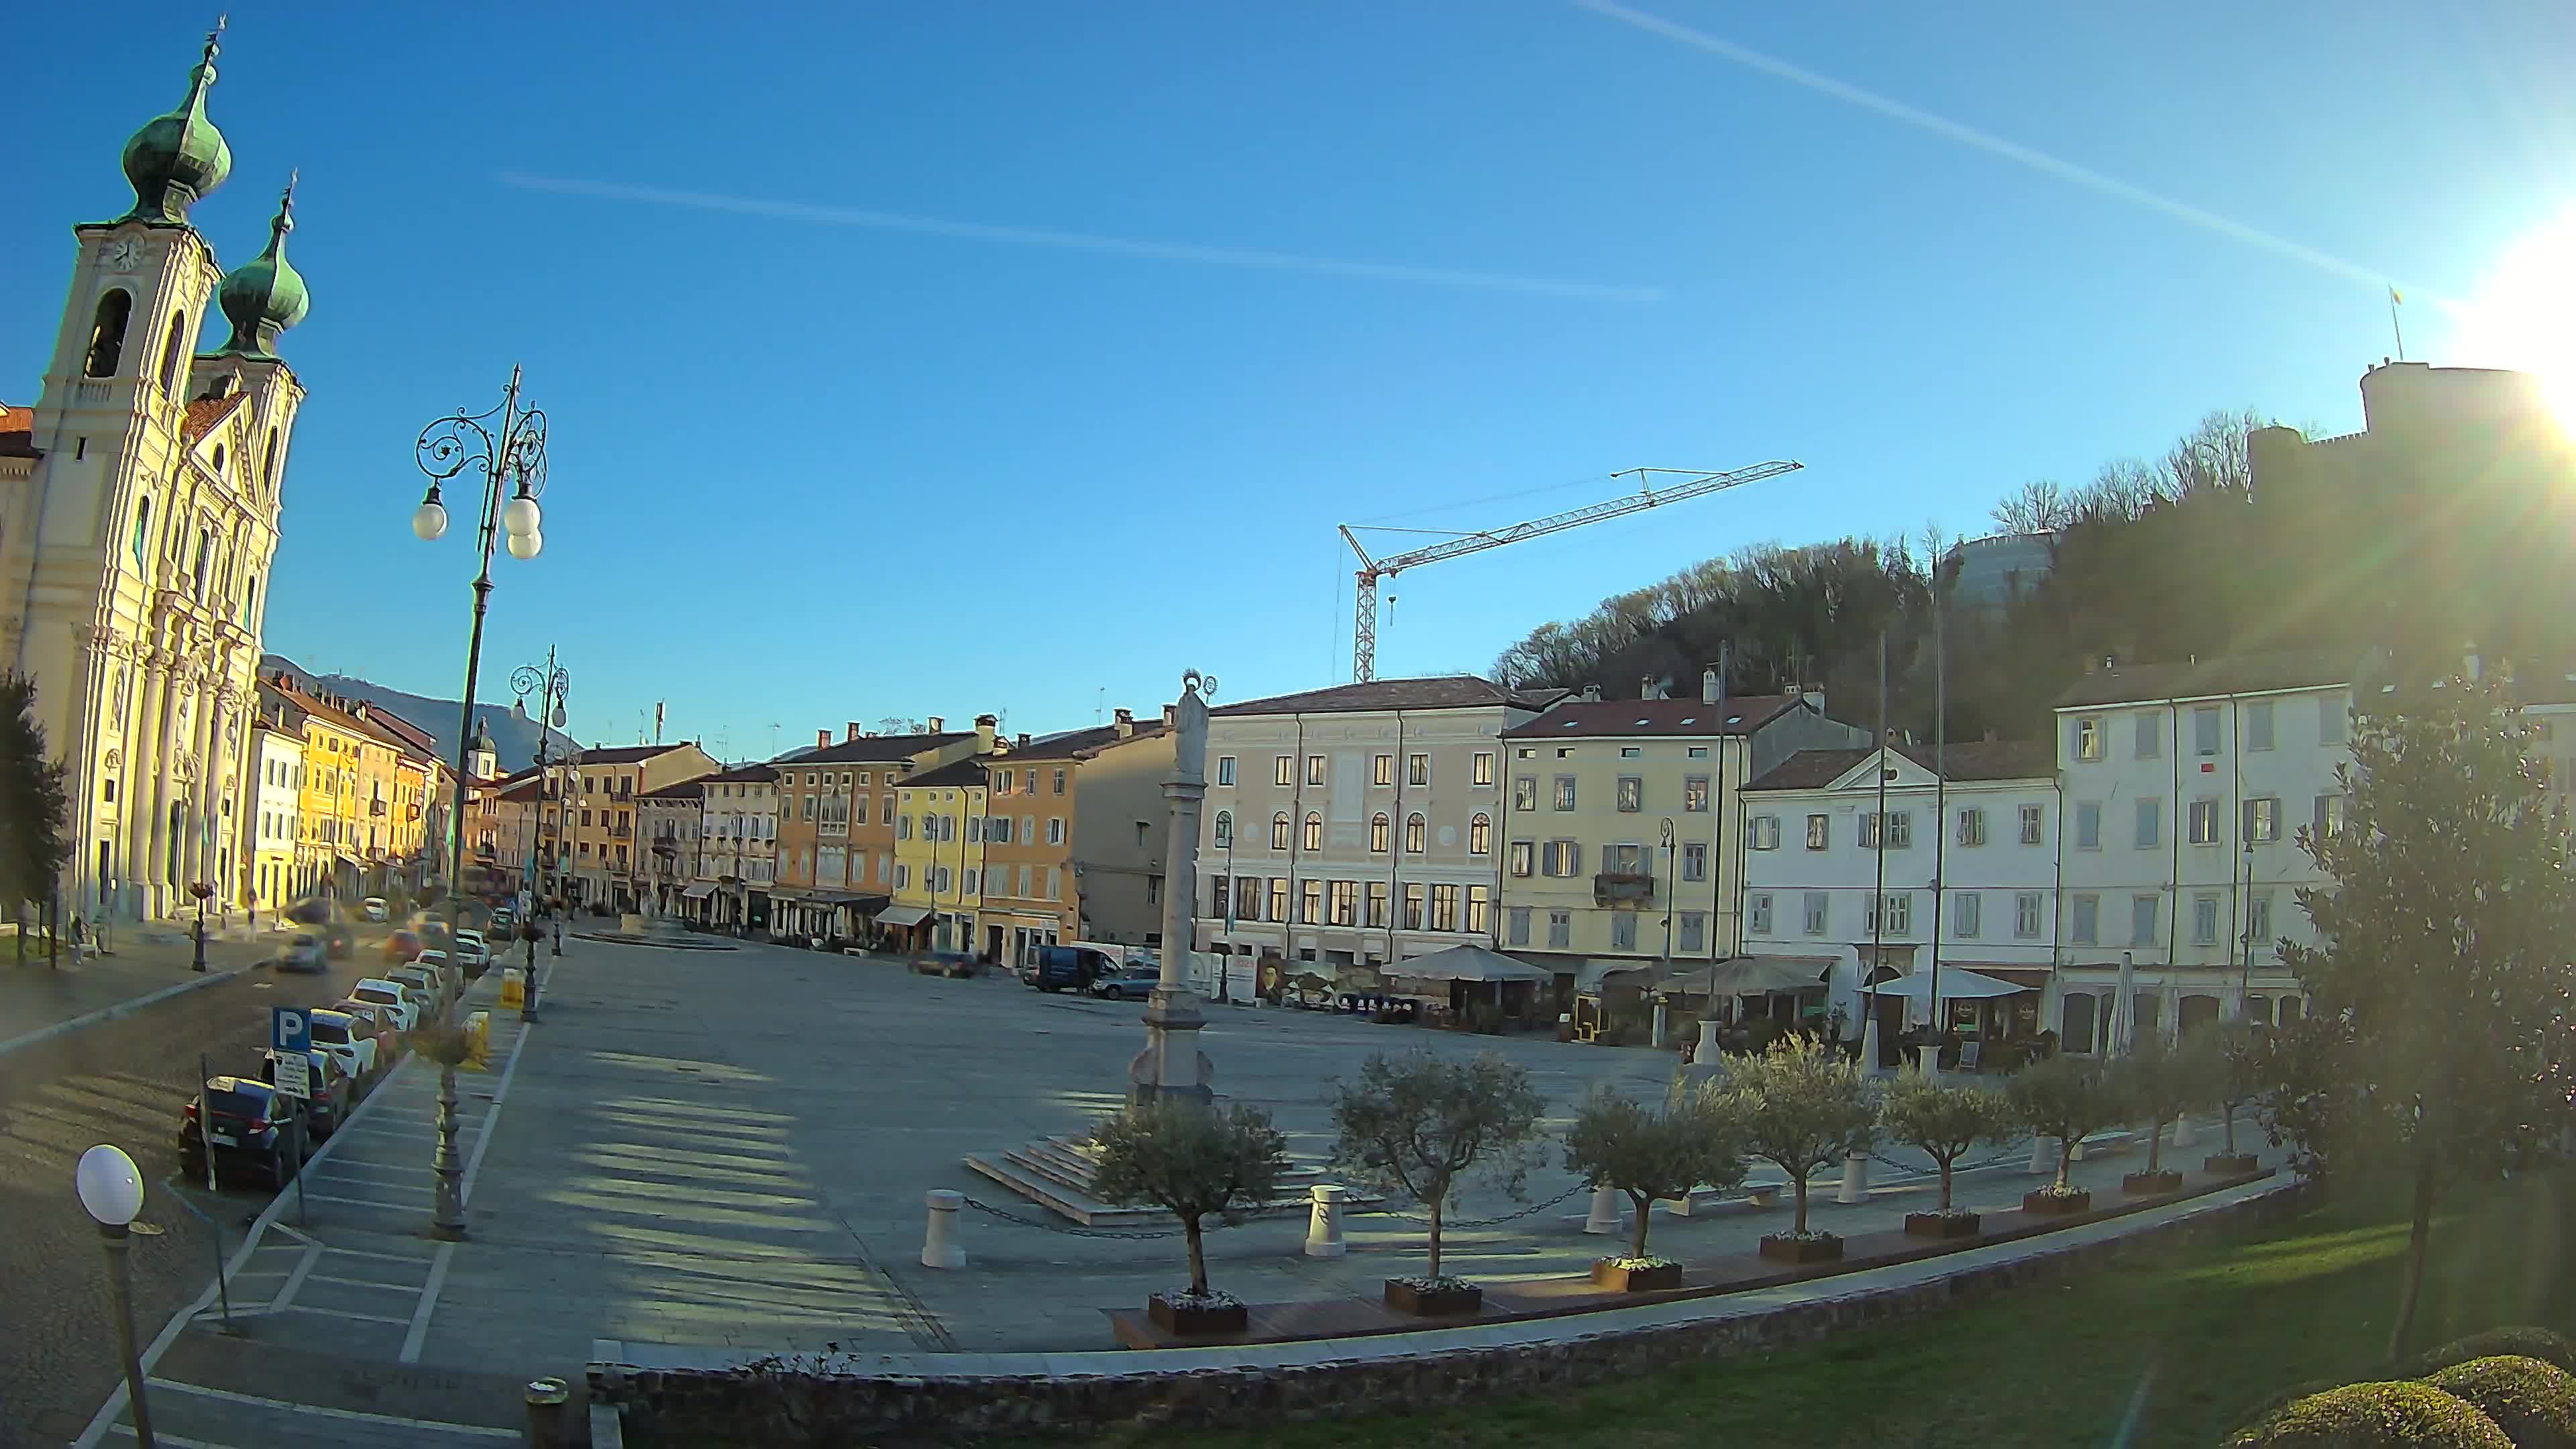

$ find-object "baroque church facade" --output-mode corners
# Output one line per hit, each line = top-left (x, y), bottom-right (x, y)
(0, 28), (311, 920)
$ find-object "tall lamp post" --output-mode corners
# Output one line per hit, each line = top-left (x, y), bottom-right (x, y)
(77, 1144), (155, 1448)
(511, 651), (569, 1020)
(410, 366), (548, 1242)
(1655, 817), (1677, 1048)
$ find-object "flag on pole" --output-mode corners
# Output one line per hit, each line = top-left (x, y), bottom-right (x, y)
(2388, 285), (2404, 305)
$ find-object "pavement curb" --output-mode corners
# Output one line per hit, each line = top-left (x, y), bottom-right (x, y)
(0, 961), (260, 1060)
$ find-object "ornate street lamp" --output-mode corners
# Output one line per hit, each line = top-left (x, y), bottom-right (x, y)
(187, 881), (213, 972)
(410, 367), (548, 1241)
(511, 650), (569, 1020)
(77, 1144), (156, 1447)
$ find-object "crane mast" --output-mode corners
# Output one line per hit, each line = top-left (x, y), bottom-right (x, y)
(1340, 460), (1801, 682)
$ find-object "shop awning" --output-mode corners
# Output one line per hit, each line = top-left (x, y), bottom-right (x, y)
(1676, 955), (1834, 997)
(1870, 966), (2028, 1001)
(1943, 962), (2050, 989)
(875, 904), (932, 928)
(681, 883), (716, 900)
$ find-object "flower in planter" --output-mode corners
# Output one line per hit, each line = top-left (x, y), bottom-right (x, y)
(1878, 1065), (2016, 1214)
(1602, 1255), (1678, 1272)
(1330, 1050), (1546, 1285)
(1563, 1082), (1746, 1265)
(1715, 1036), (1875, 1238)
(1091, 1102), (1291, 1302)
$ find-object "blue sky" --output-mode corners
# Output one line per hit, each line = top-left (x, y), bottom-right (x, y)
(11, 1), (2576, 758)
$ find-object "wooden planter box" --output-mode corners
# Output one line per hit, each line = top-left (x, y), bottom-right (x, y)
(1903, 1210), (1983, 1239)
(1383, 1279), (1483, 1317)
(1146, 1293), (1248, 1337)
(2023, 1189), (2092, 1216)
(1590, 1259), (1683, 1292)
(1758, 1234), (1845, 1265)
(2123, 1169), (2184, 1195)
(2203, 1152), (2261, 1177)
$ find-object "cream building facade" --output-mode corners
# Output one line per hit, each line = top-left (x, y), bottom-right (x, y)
(1, 32), (311, 920)
(693, 762), (780, 931)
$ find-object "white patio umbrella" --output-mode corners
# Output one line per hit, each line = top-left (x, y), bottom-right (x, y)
(2113, 952), (2138, 1056)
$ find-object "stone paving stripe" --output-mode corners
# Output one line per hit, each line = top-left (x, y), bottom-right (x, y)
(402, 1242), (456, 1363)
(306, 1273), (421, 1293)
(317, 1158), (439, 1175)
(319, 1244), (440, 1266)
(304, 1192), (419, 1212)
(280, 1303), (415, 1326)
(107, 1426), (244, 1449)
(143, 1379), (519, 1438)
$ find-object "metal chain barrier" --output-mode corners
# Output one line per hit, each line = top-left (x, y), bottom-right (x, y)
(955, 1194), (1197, 1240)
(1866, 1136), (2038, 1178)
(1363, 1181), (1588, 1228)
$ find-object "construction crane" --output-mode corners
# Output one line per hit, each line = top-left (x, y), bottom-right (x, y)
(1338, 460), (1803, 682)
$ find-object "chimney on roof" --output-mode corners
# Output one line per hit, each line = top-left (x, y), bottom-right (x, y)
(1702, 667), (1721, 705)
(1017, 733), (1030, 748)
(847, 722), (861, 742)
(1984, 728), (1999, 742)
(1803, 688), (1825, 715)
(926, 716), (945, 733)
(1581, 684), (1602, 703)
(816, 729), (830, 750)
(1639, 675), (1659, 700)
(1114, 707), (1134, 740)
(975, 714), (998, 753)
(1162, 704), (1177, 729)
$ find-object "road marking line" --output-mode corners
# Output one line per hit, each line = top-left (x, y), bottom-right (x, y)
(303, 1191), (419, 1211)
(280, 1303), (415, 1326)
(306, 1272), (423, 1292)
(108, 1426), (244, 1448)
(318, 1244), (441, 1265)
(268, 1246), (321, 1311)
(457, 1000), (533, 1210)
(268, 1222), (319, 1248)
(400, 1241), (455, 1363)
(144, 1380), (519, 1437)
(316, 1158), (439, 1174)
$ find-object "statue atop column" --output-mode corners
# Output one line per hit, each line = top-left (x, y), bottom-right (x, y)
(1127, 669), (1216, 1110)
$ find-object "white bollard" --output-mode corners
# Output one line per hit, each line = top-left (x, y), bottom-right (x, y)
(920, 1189), (965, 1269)
(1583, 1185), (1623, 1235)
(2029, 1134), (2053, 1175)
(1695, 1018), (1723, 1065)
(2170, 1113), (2196, 1149)
(1836, 1150), (1870, 1204)
(1862, 1017), (1887, 1078)
(1303, 1184), (1348, 1258)
(1650, 1001), (1668, 1049)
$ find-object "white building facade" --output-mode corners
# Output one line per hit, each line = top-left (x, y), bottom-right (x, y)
(243, 716), (301, 914)
(1189, 677), (1556, 970)
(696, 763), (778, 930)
(1740, 741), (2060, 1044)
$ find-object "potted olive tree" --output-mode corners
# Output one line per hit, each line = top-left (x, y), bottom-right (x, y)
(1330, 1050), (1546, 1317)
(1091, 1101), (1291, 1337)
(1564, 1083), (1746, 1291)
(2202, 1020), (2265, 1177)
(2007, 1053), (2121, 1215)
(2116, 1038), (2206, 1195)
(1720, 1036), (1876, 1263)
(1879, 1066), (2017, 1237)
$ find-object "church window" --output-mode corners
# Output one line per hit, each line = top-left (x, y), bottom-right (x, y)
(131, 497), (152, 571)
(194, 529), (212, 596)
(262, 429), (278, 490)
(157, 311), (188, 395)
(85, 290), (132, 378)
(242, 574), (259, 628)
(211, 443), (225, 474)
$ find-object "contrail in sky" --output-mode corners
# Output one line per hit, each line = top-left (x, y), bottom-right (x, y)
(499, 172), (1666, 304)
(1575, 0), (2414, 297)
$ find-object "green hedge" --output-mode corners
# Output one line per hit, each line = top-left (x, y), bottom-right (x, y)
(2422, 1356), (2576, 1449)
(2411, 1328), (2576, 1378)
(2227, 1380), (2510, 1447)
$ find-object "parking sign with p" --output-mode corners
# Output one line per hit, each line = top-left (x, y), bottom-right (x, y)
(272, 1006), (310, 1055)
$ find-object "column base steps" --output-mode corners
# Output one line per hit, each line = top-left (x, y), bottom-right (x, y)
(963, 1134), (1378, 1226)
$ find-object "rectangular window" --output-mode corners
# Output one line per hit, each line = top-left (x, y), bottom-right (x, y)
(1306, 814), (1326, 852)
(1507, 906), (1531, 947)
(1803, 892), (1829, 936)
(2247, 892), (2273, 953)
(1216, 755), (1236, 786)
(2076, 716), (2103, 761)
(2135, 797), (2161, 849)
(1681, 842), (1707, 881)
(1619, 746), (1642, 759)
(1611, 912), (1638, 951)
(2135, 711), (2161, 759)
(2015, 891), (2043, 939)
(2245, 796), (2281, 843)
(2189, 798), (2219, 845)
(1464, 884), (1489, 934)
(1301, 880), (1323, 924)
(2245, 701), (2275, 751)
(2320, 692), (2348, 745)
(893, 863), (908, 890)
(2193, 892), (2220, 946)
(1235, 875), (1260, 921)
(2075, 802), (2101, 849)
(1408, 753), (1430, 787)
(1957, 807), (1986, 847)
(1954, 891), (1981, 938)
(1678, 912), (1706, 953)
(1616, 776), (1642, 812)
(1552, 775), (1576, 810)
(1472, 752), (1495, 787)
(1366, 881), (1387, 928)
(1749, 815), (1782, 850)
(2131, 894), (2160, 946)
(963, 869), (979, 896)
(2019, 803), (2044, 845)
(1748, 893), (1773, 934)
(1274, 755), (1294, 786)
(1605, 843), (1645, 873)
(1048, 817), (1066, 845)
(1269, 879), (1290, 922)
(1306, 755), (1326, 786)
(1548, 910), (1571, 949)
(1052, 769), (1066, 795)
(2194, 706), (2221, 756)
(1865, 892), (1911, 936)
(1373, 754), (1394, 787)
(2072, 894), (2099, 945)
(1403, 883), (1425, 930)
(2313, 793), (2344, 841)
(1330, 879), (1358, 926)
(1509, 840), (1534, 877)
(1046, 866), (1061, 900)
(1806, 813), (1830, 850)
(1512, 775), (1536, 811)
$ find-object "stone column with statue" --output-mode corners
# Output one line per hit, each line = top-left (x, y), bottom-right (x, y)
(1127, 669), (1216, 1110)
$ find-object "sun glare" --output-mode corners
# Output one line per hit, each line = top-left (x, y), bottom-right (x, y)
(2448, 209), (2576, 431)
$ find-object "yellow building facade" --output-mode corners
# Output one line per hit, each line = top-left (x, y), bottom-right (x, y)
(891, 756), (991, 952)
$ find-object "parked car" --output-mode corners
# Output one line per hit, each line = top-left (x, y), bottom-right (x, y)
(381, 928), (423, 964)
(333, 999), (398, 1061)
(1089, 963), (1163, 1001)
(276, 933), (326, 973)
(388, 964), (443, 1017)
(451, 931), (490, 977)
(177, 1076), (301, 1189)
(260, 1048), (352, 1138)
(306, 1008), (378, 1079)
(910, 950), (983, 979)
(348, 979), (417, 1033)
(361, 897), (389, 923)
(1029, 943), (1126, 992)
(286, 898), (333, 926)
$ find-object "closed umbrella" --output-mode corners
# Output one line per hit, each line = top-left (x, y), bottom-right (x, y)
(2114, 952), (2137, 1057)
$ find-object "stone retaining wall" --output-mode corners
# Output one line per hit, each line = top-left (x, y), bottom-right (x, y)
(594, 1178), (2309, 1447)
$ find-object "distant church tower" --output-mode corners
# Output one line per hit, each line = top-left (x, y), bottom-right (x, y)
(1, 25), (313, 920)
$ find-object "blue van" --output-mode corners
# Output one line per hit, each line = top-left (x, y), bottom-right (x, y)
(1029, 943), (1126, 992)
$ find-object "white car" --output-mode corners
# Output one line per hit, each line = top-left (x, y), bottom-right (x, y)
(305, 1008), (379, 1079)
(388, 964), (443, 1016)
(349, 979), (417, 1032)
(452, 931), (490, 972)
(361, 897), (389, 923)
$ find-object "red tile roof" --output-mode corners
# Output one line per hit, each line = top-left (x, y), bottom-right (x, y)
(181, 393), (248, 446)
(1503, 694), (1805, 740)
(0, 405), (34, 459)
(1213, 676), (1559, 718)
(1744, 740), (2055, 792)
(574, 743), (703, 766)
(786, 732), (973, 765)
(998, 720), (1168, 761)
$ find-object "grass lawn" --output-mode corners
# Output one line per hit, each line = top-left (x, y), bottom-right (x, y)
(1069, 1169), (2575, 1449)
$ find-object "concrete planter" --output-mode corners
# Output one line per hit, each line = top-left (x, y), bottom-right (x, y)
(1383, 1279), (1483, 1317)
(1903, 1210), (1983, 1239)
(1758, 1234), (1845, 1265)
(1145, 1292), (1247, 1337)
(2122, 1169), (2184, 1195)
(2203, 1152), (2261, 1177)
(2023, 1189), (2092, 1216)
(1590, 1258), (1684, 1292)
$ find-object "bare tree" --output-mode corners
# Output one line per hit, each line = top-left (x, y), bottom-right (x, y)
(1990, 478), (2072, 536)
(1330, 1051), (1546, 1283)
(1092, 1102), (1291, 1300)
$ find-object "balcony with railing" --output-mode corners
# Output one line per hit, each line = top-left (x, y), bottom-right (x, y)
(1593, 871), (1654, 906)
